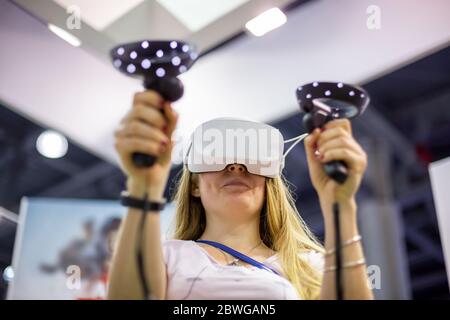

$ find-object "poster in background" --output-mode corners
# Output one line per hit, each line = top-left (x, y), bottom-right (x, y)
(7, 197), (176, 300)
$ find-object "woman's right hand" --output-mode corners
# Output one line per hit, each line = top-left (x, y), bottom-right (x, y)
(114, 90), (179, 198)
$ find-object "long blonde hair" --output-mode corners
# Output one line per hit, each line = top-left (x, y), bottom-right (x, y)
(168, 167), (324, 300)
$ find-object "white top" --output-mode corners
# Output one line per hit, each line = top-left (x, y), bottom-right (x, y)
(161, 239), (324, 300)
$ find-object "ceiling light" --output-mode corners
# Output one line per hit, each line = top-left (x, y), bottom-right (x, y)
(245, 7), (287, 37)
(48, 24), (81, 47)
(3, 266), (14, 282)
(36, 130), (68, 159)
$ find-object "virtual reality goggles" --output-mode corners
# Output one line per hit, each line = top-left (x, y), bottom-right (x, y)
(183, 117), (307, 178)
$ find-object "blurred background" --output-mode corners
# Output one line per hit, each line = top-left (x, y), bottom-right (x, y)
(0, 0), (449, 299)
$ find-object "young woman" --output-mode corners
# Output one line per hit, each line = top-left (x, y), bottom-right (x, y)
(107, 90), (373, 300)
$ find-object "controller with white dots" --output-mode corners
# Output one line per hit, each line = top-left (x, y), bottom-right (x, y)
(110, 40), (198, 167)
(296, 81), (370, 184)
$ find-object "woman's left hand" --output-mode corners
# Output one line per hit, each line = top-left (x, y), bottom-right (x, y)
(304, 119), (367, 206)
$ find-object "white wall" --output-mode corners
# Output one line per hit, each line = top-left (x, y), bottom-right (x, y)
(429, 157), (450, 291)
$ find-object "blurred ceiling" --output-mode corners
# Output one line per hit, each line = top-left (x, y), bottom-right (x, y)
(14, 0), (296, 54)
(1, 0), (449, 167)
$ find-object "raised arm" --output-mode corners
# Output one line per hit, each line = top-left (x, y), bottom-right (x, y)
(107, 91), (178, 299)
(304, 119), (373, 300)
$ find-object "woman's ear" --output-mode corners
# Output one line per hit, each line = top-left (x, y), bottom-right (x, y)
(191, 174), (201, 197)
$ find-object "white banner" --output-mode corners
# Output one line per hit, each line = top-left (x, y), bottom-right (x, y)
(429, 157), (450, 291)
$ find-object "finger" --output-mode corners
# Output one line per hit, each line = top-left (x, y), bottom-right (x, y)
(320, 148), (367, 172)
(317, 136), (363, 156)
(133, 91), (164, 109)
(323, 118), (352, 135)
(115, 121), (169, 145)
(115, 137), (166, 157)
(304, 128), (322, 167)
(124, 104), (168, 129)
(317, 126), (350, 147)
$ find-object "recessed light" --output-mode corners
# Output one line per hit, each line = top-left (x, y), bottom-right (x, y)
(245, 8), (287, 37)
(36, 130), (68, 159)
(48, 24), (81, 47)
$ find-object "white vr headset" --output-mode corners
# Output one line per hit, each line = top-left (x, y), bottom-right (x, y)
(183, 117), (307, 178)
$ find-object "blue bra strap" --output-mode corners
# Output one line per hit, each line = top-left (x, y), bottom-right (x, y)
(195, 240), (280, 276)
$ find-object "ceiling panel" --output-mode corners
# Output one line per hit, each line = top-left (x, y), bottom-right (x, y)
(156, 0), (252, 32)
(53, 0), (145, 31)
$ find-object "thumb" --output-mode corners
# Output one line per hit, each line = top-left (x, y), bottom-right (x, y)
(162, 101), (178, 139)
(158, 102), (178, 164)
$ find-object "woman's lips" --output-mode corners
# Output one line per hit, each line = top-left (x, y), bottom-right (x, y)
(223, 183), (249, 188)
(222, 179), (250, 189)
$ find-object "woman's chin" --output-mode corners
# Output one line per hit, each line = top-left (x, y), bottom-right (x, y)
(221, 190), (254, 204)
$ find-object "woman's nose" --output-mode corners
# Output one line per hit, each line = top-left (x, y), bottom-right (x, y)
(226, 163), (247, 173)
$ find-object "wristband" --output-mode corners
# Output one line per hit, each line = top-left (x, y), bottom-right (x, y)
(120, 191), (166, 212)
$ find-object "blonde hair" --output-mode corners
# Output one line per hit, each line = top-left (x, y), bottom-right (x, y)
(168, 167), (324, 300)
